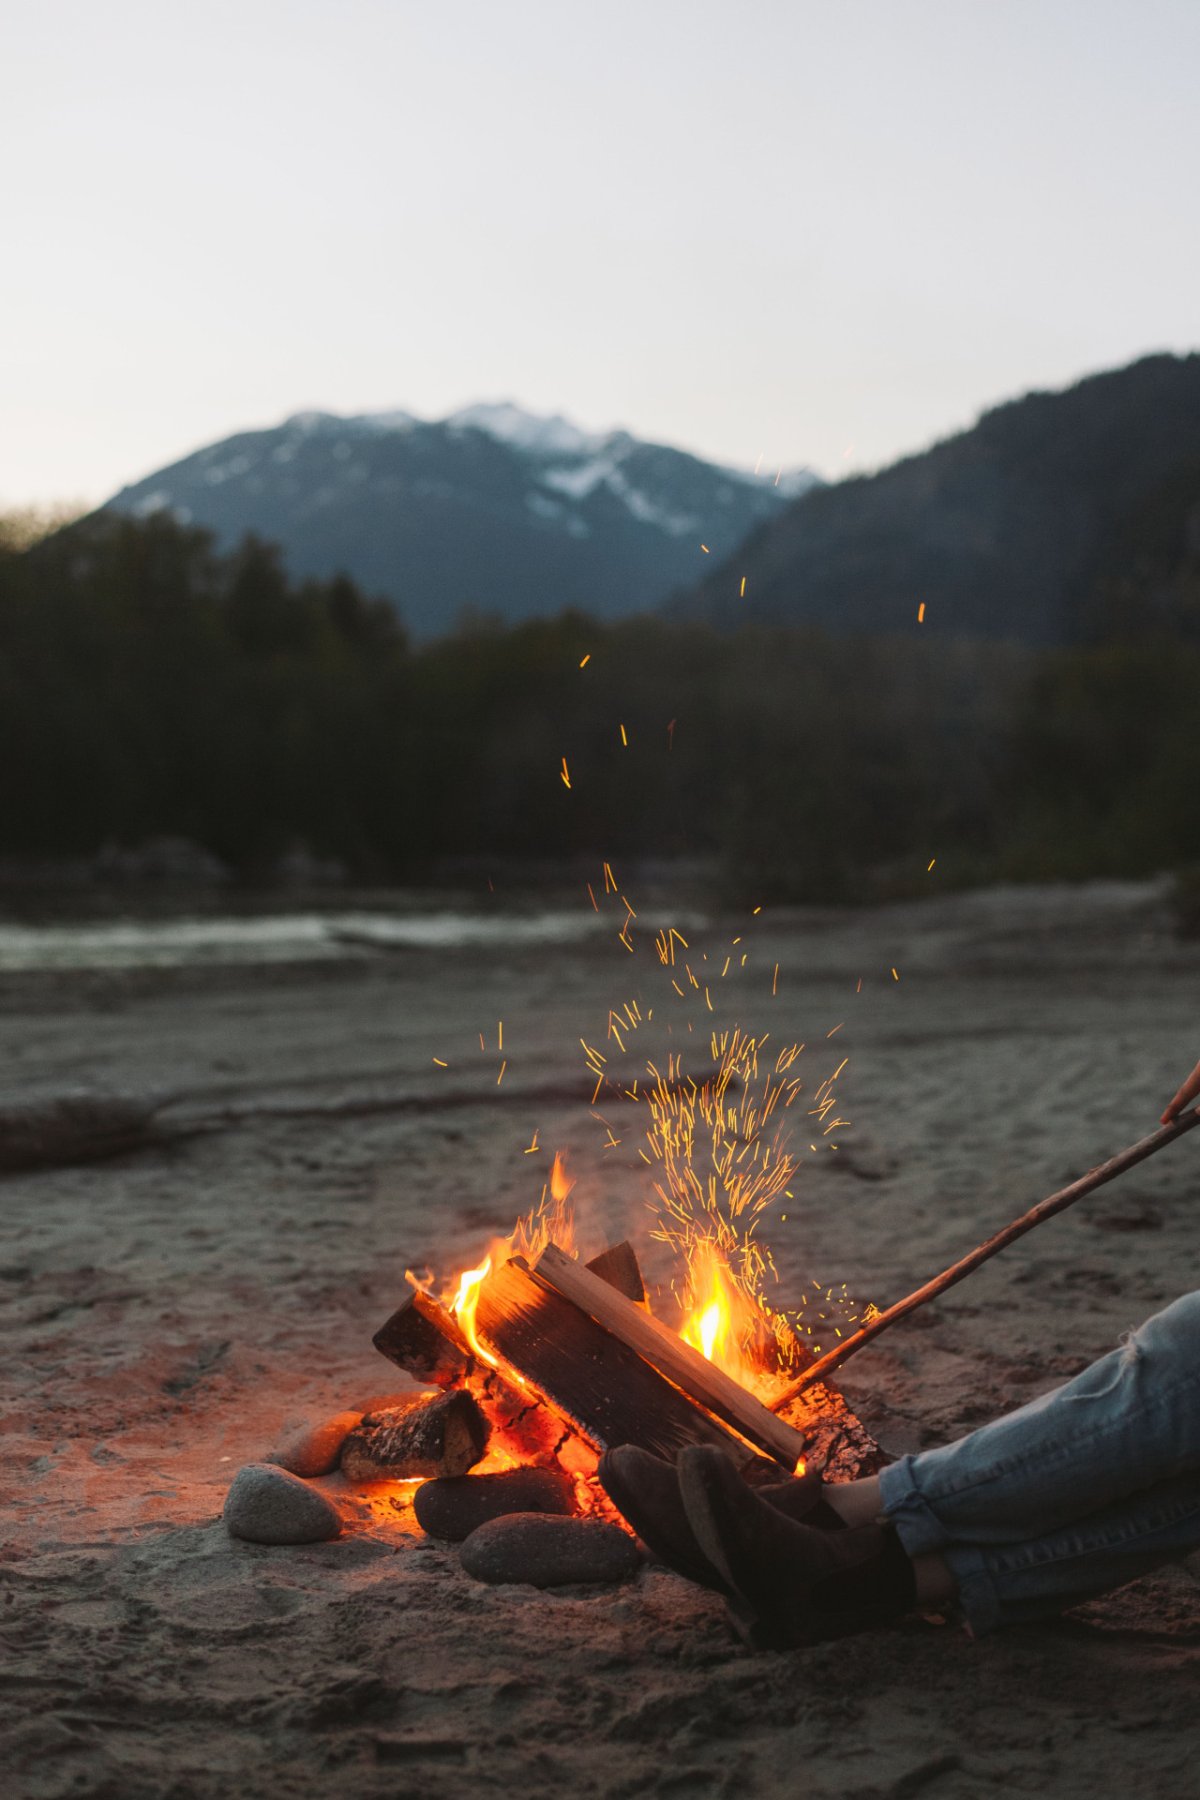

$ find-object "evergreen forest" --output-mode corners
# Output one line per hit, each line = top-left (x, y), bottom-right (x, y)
(2, 508), (1199, 900)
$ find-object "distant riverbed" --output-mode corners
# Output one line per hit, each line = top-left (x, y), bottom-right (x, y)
(0, 905), (629, 972)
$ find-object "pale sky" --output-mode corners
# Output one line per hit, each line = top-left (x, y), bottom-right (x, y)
(4, 0), (1198, 508)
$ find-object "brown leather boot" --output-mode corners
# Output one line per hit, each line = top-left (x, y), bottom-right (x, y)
(678, 1445), (917, 1647)
(597, 1446), (839, 1593)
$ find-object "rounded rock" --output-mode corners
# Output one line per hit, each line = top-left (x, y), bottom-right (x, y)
(415, 1468), (576, 1542)
(459, 1513), (640, 1587)
(270, 1410), (365, 1478)
(223, 1462), (342, 1545)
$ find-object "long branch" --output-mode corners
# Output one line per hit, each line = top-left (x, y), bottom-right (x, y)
(770, 1107), (1200, 1412)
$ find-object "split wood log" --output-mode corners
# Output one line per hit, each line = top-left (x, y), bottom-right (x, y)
(769, 1106), (1200, 1409)
(372, 1288), (473, 1387)
(534, 1244), (807, 1470)
(473, 1256), (769, 1466)
(372, 1241), (648, 1385)
(340, 1390), (488, 1481)
(371, 1287), (571, 1465)
(585, 1240), (646, 1305)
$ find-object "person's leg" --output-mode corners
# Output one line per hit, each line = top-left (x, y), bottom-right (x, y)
(945, 1466), (1200, 1636)
(822, 1474), (884, 1527)
(875, 1291), (1200, 1558)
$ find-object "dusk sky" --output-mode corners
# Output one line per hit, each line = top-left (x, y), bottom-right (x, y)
(5, 0), (1198, 508)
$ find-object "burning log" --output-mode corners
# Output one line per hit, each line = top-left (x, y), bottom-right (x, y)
(533, 1243), (807, 1470)
(340, 1391), (488, 1482)
(472, 1256), (766, 1466)
(369, 1236), (886, 1496)
(372, 1281), (584, 1470)
(372, 1288), (472, 1388)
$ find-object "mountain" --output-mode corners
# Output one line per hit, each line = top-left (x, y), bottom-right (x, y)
(103, 403), (818, 639)
(672, 353), (1200, 644)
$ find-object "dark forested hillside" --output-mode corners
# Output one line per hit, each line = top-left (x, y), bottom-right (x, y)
(674, 354), (1200, 646)
(0, 511), (1019, 889)
(5, 499), (1200, 897)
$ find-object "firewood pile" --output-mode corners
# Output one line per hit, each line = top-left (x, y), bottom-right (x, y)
(223, 1238), (881, 1583)
(363, 1240), (882, 1502)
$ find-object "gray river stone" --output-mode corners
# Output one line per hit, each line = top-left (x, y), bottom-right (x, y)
(459, 1513), (641, 1587)
(223, 1462), (342, 1544)
(414, 1467), (576, 1541)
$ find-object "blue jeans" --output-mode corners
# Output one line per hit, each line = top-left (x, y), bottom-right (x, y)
(877, 1291), (1200, 1635)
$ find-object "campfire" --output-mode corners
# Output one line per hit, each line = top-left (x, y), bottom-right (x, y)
(225, 1188), (879, 1577)
(223, 865), (1200, 1582)
(227, 900), (883, 1573)
(337, 1169), (882, 1536)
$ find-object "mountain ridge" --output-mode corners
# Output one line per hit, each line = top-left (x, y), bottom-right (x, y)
(103, 401), (818, 638)
(670, 352), (1200, 644)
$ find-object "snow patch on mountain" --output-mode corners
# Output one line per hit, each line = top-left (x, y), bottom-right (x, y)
(278, 399), (818, 497)
(542, 454), (699, 537)
(447, 401), (606, 457)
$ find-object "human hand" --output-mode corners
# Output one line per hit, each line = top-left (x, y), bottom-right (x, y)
(1161, 1059), (1200, 1125)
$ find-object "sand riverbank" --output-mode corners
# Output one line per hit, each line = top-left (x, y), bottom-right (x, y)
(3, 880), (1199, 1798)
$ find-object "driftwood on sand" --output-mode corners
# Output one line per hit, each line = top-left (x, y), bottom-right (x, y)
(0, 1091), (179, 1172)
(0, 1064), (732, 1175)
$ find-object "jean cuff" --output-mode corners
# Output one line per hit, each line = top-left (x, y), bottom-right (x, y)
(878, 1455), (956, 1556)
(941, 1544), (1002, 1638)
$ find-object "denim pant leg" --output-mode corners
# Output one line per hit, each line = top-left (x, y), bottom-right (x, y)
(943, 1467), (1200, 1635)
(878, 1291), (1200, 1555)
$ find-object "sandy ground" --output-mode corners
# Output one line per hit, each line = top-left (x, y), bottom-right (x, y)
(2, 879), (1199, 1800)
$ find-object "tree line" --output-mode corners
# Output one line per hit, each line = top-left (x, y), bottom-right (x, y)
(1, 509), (1198, 895)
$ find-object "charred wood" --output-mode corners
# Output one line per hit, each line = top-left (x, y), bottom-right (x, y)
(372, 1288), (472, 1387)
(534, 1243), (807, 1469)
(340, 1391), (488, 1481)
(474, 1257), (764, 1466)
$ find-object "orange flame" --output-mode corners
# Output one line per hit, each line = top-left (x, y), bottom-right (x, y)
(510, 1149), (577, 1263)
(679, 1245), (749, 1382)
(450, 1255), (498, 1367)
(549, 1150), (575, 1205)
(441, 1150), (581, 1376)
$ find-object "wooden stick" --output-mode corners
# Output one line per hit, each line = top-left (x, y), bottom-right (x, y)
(770, 1107), (1200, 1411)
(535, 1242), (808, 1469)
